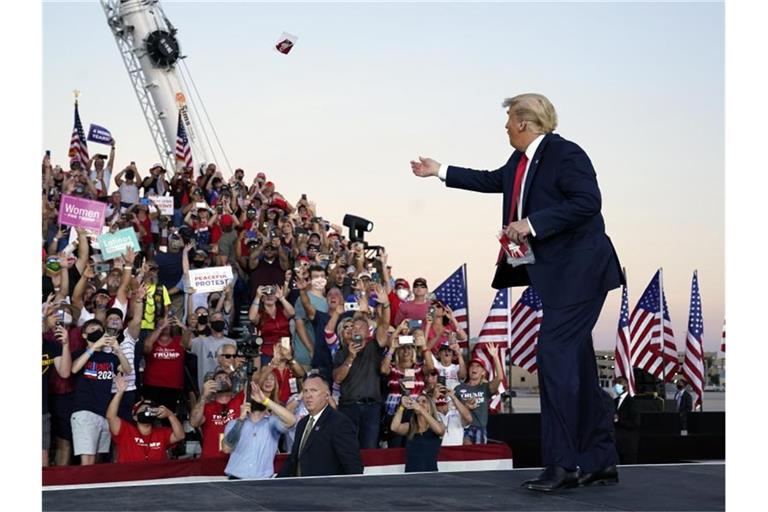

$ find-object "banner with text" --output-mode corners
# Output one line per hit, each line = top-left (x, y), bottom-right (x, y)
(143, 195), (174, 216)
(97, 228), (140, 260)
(188, 266), (234, 294)
(87, 124), (113, 145)
(58, 195), (107, 232)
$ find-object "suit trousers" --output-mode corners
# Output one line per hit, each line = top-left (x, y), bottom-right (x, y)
(536, 293), (618, 473)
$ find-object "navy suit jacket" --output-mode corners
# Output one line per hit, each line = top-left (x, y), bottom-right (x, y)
(446, 133), (624, 308)
(277, 406), (363, 477)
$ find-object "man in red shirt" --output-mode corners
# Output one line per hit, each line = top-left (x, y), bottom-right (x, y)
(141, 317), (186, 411)
(107, 374), (185, 463)
(393, 277), (430, 327)
(189, 371), (245, 458)
(388, 278), (411, 327)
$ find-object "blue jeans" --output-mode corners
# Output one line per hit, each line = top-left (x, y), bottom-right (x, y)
(339, 402), (382, 450)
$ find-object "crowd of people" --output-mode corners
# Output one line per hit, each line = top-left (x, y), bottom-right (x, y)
(41, 147), (503, 478)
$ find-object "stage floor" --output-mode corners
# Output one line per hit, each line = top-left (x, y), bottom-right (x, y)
(43, 462), (724, 511)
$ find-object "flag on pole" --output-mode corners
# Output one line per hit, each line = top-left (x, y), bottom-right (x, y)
(614, 277), (636, 395)
(433, 264), (469, 346)
(508, 286), (543, 374)
(718, 319), (725, 360)
(175, 111), (193, 170)
(68, 101), (89, 165)
(471, 288), (511, 413)
(683, 271), (705, 410)
(630, 269), (679, 382)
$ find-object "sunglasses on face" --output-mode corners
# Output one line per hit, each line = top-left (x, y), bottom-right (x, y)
(221, 354), (236, 359)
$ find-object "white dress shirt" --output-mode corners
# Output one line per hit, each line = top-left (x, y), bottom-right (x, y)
(437, 133), (545, 237)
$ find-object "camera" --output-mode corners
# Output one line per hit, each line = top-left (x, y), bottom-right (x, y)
(237, 327), (263, 358)
(262, 286), (275, 295)
(344, 302), (360, 312)
(144, 407), (160, 417)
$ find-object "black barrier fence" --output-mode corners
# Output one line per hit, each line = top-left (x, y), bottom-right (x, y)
(487, 412), (725, 468)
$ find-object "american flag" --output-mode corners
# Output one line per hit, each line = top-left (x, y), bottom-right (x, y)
(68, 101), (89, 165)
(433, 264), (469, 345)
(630, 269), (679, 382)
(175, 111), (193, 170)
(718, 319), (725, 360)
(471, 288), (511, 413)
(683, 271), (705, 410)
(507, 286), (543, 374)
(614, 278), (636, 395)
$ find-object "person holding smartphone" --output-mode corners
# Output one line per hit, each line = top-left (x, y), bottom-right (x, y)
(69, 319), (133, 465)
(393, 277), (431, 327)
(107, 373), (184, 463)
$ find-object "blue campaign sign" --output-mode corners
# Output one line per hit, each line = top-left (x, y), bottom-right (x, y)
(87, 124), (113, 145)
(97, 228), (140, 260)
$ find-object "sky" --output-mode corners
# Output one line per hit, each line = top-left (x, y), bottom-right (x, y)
(41, 0), (724, 352)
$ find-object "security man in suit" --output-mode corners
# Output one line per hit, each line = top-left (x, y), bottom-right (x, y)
(675, 378), (694, 431)
(613, 377), (640, 465)
(278, 373), (363, 477)
(411, 93), (624, 491)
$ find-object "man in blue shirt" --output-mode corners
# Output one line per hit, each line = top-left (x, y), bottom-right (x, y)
(222, 383), (296, 479)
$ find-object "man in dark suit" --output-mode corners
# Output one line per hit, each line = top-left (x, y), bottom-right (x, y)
(277, 373), (363, 477)
(411, 93), (624, 491)
(613, 377), (640, 464)
(675, 378), (694, 431)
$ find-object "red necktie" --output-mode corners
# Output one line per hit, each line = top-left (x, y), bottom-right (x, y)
(507, 153), (529, 223)
(497, 153), (528, 264)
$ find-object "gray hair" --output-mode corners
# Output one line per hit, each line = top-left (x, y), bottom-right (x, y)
(502, 93), (558, 134)
(216, 343), (237, 357)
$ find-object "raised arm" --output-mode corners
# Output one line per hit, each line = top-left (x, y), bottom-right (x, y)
(487, 344), (503, 395)
(107, 373), (127, 436)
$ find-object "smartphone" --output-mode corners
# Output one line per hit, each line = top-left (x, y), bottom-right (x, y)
(301, 193), (307, 200)
(352, 334), (364, 349)
(140, 198), (151, 206)
(398, 335), (414, 345)
(195, 202), (207, 209)
(280, 337), (290, 351)
(55, 309), (65, 327)
(245, 229), (257, 239)
(437, 375), (447, 386)
(45, 150), (51, 157)
(407, 319), (423, 330)
(93, 262), (111, 273)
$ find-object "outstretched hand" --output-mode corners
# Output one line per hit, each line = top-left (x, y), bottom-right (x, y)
(410, 156), (441, 178)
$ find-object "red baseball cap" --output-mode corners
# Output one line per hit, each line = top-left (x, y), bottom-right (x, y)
(469, 358), (489, 376)
(395, 278), (410, 290)
(220, 214), (234, 226)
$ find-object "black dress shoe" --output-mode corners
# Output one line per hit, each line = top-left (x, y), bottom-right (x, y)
(520, 468), (548, 487)
(577, 465), (619, 486)
(525, 465), (580, 492)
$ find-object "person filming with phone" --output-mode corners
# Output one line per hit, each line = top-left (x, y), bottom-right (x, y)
(107, 373), (185, 463)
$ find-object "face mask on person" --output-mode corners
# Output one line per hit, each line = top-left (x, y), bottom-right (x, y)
(613, 383), (625, 396)
(396, 289), (409, 301)
(311, 277), (327, 291)
(193, 259), (206, 268)
(210, 320), (225, 332)
(197, 315), (208, 325)
(86, 330), (104, 343)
